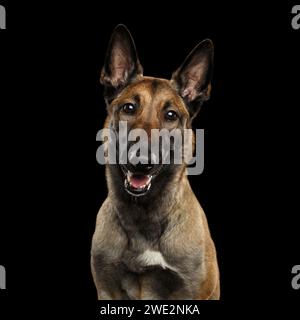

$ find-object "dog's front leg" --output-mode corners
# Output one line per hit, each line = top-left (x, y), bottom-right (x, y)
(91, 256), (129, 300)
(139, 268), (190, 300)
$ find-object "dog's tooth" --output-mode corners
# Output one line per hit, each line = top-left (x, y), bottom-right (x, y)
(127, 171), (133, 181)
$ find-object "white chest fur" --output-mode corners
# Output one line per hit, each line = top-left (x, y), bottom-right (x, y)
(137, 250), (178, 272)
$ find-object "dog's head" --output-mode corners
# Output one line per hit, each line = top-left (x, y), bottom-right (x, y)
(100, 25), (213, 198)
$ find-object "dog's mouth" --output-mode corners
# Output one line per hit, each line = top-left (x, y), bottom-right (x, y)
(124, 171), (153, 197)
(121, 165), (163, 197)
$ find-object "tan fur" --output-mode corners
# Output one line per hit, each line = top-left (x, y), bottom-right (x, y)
(93, 78), (220, 300)
(93, 26), (219, 300)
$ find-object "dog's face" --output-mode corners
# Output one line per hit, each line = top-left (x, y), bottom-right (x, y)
(100, 25), (213, 198)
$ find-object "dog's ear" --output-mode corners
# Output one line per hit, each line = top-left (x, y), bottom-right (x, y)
(171, 39), (214, 120)
(100, 24), (143, 102)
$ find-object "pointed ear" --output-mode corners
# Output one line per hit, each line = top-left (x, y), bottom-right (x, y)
(171, 39), (214, 119)
(100, 24), (143, 102)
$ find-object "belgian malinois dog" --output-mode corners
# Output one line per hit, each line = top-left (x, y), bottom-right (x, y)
(92, 24), (220, 300)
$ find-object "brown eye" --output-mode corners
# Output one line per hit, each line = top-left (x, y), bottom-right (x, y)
(122, 103), (136, 114)
(165, 110), (178, 121)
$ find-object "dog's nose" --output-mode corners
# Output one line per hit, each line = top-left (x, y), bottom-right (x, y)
(128, 154), (156, 173)
(132, 162), (154, 173)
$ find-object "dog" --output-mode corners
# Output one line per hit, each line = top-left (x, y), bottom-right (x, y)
(92, 24), (220, 300)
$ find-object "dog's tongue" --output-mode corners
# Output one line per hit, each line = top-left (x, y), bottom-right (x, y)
(129, 174), (150, 189)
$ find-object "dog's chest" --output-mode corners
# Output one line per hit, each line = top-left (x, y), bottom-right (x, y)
(122, 236), (178, 274)
(120, 241), (190, 299)
(136, 249), (177, 272)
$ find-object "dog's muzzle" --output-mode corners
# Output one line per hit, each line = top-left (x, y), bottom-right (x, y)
(121, 154), (162, 197)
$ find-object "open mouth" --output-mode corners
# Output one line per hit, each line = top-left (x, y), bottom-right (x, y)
(124, 171), (153, 197)
(120, 162), (164, 197)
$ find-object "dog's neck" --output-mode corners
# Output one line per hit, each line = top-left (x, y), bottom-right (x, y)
(106, 164), (189, 242)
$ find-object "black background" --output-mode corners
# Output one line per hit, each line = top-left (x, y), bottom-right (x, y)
(0, 1), (299, 318)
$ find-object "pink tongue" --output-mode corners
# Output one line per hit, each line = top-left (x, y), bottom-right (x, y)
(130, 175), (149, 189)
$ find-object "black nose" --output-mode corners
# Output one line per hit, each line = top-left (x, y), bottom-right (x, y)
(132, 162), (154, 173)
(128, 155), (156, 173)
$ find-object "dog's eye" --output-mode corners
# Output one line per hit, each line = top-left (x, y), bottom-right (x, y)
(165, 110), (178, 121)
(122, 103), (136, 114)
